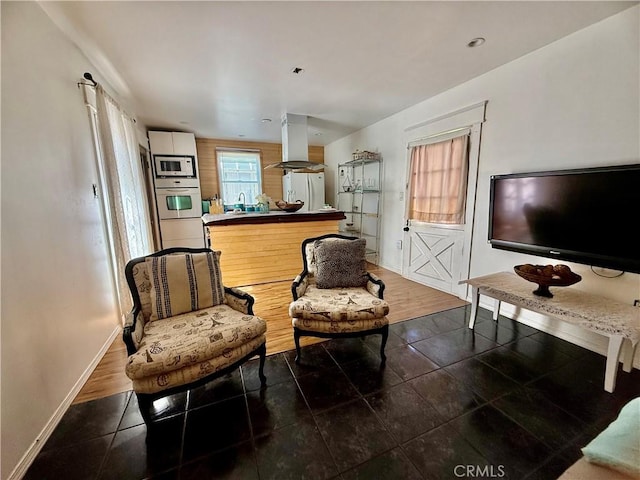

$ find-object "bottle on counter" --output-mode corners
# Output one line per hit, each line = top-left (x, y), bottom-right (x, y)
(214, 195), (224, 214)
(209, 194), (223, 214)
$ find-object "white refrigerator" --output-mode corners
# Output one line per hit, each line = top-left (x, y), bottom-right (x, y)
(282, 172), (326, 211)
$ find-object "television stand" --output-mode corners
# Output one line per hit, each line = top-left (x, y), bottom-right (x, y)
(460, 272), (640, 393)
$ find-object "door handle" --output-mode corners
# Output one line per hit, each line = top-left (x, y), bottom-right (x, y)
(403, 219), (410, 232)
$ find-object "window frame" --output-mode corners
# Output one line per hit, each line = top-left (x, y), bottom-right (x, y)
(216, 149), (263, 206)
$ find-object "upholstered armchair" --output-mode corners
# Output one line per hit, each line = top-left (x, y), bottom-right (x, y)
(289, 234), (390, 364)
(122, 247), (266, 424)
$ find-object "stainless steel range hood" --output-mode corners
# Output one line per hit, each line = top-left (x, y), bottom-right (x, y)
(265, 113), (324, 170)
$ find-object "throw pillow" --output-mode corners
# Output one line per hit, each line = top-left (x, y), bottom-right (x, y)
(146, 251), (226, 320)
(581, 397), (640, 478)
(314, 238), (368, 288)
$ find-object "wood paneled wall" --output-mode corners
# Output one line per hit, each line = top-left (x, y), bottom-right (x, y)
(209, 220), (340, 287)
(196, 138), (324, 205)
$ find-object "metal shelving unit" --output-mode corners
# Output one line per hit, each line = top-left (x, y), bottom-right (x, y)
(336, 152), (382, 264)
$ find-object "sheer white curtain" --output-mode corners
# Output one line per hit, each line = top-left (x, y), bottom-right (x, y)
(95, 86), (151, 317)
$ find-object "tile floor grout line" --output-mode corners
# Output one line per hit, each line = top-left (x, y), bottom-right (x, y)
(24, 306), (640, 480)
(281, 347), (345, 477)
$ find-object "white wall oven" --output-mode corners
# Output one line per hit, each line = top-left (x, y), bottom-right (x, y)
(155, 188), (202, 219)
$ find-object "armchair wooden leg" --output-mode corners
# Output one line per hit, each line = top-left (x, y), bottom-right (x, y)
(258, 343), (267, 386)
(380, 325), (389, 366)
(294, 328), (302, 364)
(136, 393), (154, 426)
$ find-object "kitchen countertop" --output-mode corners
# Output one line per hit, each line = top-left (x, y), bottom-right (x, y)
(202, 210), (346, 226)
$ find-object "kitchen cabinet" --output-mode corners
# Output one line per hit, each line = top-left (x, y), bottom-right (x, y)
(160, 218), (205, 248)
(149, 130), (203, 250)
(148, 131), (197, 156)
(336, 152), (382, 264)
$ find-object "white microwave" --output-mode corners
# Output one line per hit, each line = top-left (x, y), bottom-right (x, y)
(154, 155), (196, 178)
(155, 188), (202, 219)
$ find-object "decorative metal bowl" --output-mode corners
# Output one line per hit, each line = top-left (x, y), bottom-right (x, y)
(514, 264), (581, 298)
(275, 200), (304, 212)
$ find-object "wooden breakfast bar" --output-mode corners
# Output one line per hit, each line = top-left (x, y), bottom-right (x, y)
(202, 210), (346, 287)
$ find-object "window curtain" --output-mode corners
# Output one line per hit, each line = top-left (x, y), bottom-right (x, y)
(408, 134), (469, 224)
(95, 86), (151, 317)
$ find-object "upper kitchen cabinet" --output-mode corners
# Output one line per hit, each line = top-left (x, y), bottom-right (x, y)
(148, 131), (197, 156)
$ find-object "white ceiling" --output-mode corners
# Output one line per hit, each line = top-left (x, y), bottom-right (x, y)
(44, 1), (636, 145)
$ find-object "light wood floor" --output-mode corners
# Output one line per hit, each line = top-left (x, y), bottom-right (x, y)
(73, 264), (467, 404)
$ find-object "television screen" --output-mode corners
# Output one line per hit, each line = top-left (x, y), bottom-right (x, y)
(488, 164), (640, 274)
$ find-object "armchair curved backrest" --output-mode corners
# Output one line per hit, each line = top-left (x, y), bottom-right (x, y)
(292, 234), (385, 300)
(289, 234), (390, 364)
(125, 247), (214, 322)
(299, 233), (362, 279)
(122, 247), (267, 424)
(122, 247), (257, 356)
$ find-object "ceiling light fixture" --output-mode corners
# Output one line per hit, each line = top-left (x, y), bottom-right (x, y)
(467, 37), (486, 48)
(291, 67), (304, 74)
(261, 118), (272, 123)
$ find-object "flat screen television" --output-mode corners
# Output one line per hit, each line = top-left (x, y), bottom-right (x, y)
(488, 163), (640, 274)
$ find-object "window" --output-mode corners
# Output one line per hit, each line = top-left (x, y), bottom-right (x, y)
(216, 149), (262, 205)
(408, 134), (469, 224)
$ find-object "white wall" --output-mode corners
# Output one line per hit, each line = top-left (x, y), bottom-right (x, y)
(1, 3), (120, 478)
(326, 7), (639, 352)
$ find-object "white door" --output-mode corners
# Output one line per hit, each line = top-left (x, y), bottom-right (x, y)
(401, 104), (486, 298)
(403, 224), (464, 294)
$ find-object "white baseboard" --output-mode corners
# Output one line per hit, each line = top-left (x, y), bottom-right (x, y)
(475, 296), (640, 369)
(7, 326), (121, 480)
(377, 261), (402, 275)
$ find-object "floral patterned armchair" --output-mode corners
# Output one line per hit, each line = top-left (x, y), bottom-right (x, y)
(289, 234), (390, 364)
(122, 247), (267, 425)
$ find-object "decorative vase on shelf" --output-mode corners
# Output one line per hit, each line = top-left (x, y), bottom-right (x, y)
(342, 175), (353, 192)
(257, 202), (270, 213)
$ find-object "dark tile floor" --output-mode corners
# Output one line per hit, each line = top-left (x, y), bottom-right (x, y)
(25, 305), (640, 480)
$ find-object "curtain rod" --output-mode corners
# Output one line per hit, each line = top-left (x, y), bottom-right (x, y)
(77, 72), (97, 88)
(79, 72), (137, 124)
(407, 126), (471, 149)
(421, 126), (470, 140)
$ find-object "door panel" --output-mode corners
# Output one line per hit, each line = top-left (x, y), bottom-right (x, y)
(401, 105), (485, 298)
(404, 225), (464, 294)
